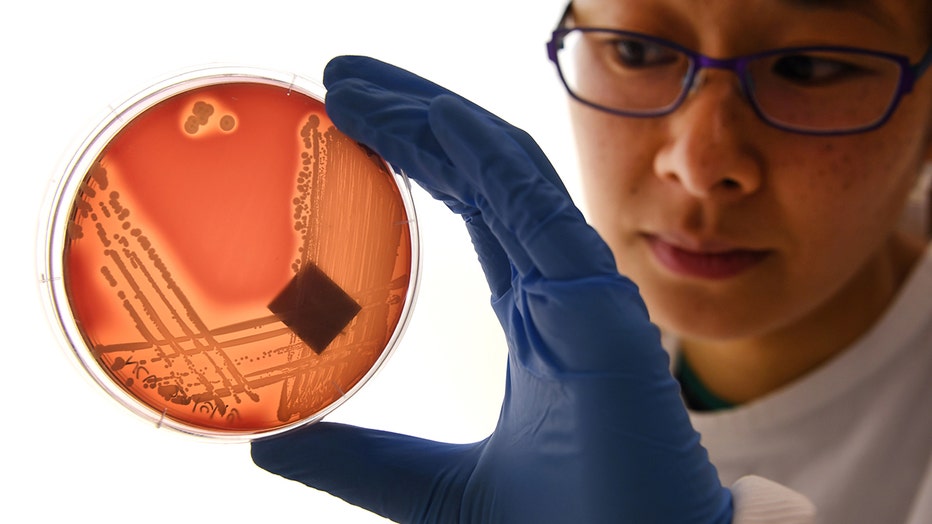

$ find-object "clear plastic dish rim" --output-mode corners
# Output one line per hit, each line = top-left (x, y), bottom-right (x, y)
(37, 65), (422, 442)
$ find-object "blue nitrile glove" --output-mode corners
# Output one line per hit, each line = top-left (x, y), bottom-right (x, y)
(251, 56), (733, 524)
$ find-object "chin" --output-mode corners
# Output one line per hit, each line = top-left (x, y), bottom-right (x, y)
(617, 243), (789, 343)
(634, 276), (787, 344)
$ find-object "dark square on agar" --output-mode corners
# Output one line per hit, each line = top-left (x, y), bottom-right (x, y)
(268, 262), (362, 354)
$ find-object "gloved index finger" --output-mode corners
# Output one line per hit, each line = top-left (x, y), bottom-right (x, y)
(324, 77), (459, 202)
(324, 55), (451, 107)
(324, 57), (600, 282)
(323, 76), (517, 293)
(323, 55), (572, 199)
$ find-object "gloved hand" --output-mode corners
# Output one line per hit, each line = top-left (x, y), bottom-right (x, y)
(251, 55), (733, 524)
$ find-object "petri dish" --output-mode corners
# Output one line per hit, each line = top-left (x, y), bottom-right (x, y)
(40, 66), (419, 440)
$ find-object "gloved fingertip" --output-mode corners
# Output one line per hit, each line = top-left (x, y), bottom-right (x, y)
(322, 77), (381, 142)
(249, 424), (311, 473)
(323, 55), (374, 88)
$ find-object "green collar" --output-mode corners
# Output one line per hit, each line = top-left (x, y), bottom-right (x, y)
(676, 353), (735, 412)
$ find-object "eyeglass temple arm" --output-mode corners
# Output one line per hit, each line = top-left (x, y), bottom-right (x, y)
(557, 1), (574, 29)
(912, 44), (932, 78)
(546, 2), (574, 63)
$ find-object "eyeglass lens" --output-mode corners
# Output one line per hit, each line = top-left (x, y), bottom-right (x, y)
(555, 29), (905, 133)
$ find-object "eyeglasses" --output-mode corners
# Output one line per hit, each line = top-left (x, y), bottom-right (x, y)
(546, 5), (932, 135)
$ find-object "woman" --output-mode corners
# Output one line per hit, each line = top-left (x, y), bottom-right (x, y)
(253, 0), (932, 521)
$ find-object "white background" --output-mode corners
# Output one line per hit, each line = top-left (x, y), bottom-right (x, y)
(2, 1), (579, 522)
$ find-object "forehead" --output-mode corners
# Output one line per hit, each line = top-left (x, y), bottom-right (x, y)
(571, 0), (929, 51)
(571, 0), (925, 23)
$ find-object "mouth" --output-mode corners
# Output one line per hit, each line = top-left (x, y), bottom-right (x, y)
(643, 234), (770, 280)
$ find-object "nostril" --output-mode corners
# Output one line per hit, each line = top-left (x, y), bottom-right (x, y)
(721, 178), (741, 190)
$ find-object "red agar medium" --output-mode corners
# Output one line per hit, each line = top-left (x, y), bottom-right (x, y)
(45, 69), (418, 439)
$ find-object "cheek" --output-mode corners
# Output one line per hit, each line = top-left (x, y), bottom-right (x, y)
(770, 136), (918, 288)
(571, 106), (657, 234)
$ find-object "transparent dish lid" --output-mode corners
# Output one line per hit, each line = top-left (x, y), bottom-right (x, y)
(40, 66), (420, 440)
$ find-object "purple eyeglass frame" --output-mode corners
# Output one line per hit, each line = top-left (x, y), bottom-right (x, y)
(546, 3), (932, 136)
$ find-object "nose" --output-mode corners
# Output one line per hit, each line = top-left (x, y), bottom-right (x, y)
(653, 69), (763, 200)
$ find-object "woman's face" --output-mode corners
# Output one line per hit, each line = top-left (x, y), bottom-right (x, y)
(569, 0), (932, 342)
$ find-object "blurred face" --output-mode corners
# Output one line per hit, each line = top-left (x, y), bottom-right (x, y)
(569, 0), (932, 344)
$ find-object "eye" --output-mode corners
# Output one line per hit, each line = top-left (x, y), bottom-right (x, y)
(609, 37), (680, 68)
(771, 53), (863, 85)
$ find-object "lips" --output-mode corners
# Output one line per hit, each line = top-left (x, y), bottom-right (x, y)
(644, 234), (770, 279)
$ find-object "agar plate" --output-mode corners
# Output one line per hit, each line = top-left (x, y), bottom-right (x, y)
(40, 67), (419, 440)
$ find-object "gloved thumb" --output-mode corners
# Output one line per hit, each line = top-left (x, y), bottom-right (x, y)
(251, 422), (481, 523)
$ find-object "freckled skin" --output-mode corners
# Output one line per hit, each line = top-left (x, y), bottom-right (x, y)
(569, 0), (932, 400)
